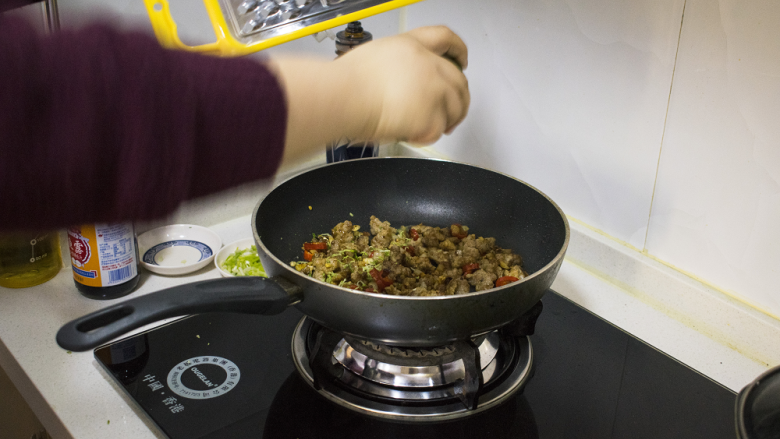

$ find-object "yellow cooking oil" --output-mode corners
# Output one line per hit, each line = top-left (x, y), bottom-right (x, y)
(0, 231), (62, 288)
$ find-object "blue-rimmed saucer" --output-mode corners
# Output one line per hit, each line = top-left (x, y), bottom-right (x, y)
(138, 225), (222, 276)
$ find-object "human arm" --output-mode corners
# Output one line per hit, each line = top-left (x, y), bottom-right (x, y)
(0, 16), (287, 231)
(0, 13), (469, 231)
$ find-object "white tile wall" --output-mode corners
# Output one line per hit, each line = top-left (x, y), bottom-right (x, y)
(404, 0), (780, 319)
(647, 0), (780, 318)
(58, 0), (153, 32)
(405, 0), (685, 249)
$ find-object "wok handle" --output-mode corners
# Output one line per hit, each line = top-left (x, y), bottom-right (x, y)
(56, 277), (299, 352)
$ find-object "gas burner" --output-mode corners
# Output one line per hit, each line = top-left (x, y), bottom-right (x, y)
(334, 332), (504, 390)
(291, 318), (534, 422)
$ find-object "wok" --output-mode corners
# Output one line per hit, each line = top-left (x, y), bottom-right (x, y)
(57, 158), (569, 352)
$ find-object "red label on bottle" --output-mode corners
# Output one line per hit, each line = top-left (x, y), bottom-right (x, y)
(68, 227), (91, 268)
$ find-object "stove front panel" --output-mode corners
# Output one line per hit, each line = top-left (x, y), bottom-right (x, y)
(95, 291), (736, 439)
(95, 310), (305, 439)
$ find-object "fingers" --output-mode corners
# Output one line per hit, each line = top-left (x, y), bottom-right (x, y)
(329, 26), (470, 145)
(409, 119), (447, 145)
(435, 56), (470, 131)
(407, 80), (468, 145)
(394, 41), (469, 144)
(443, 83), (468, 136)
(408, 26), (470, 135)
(405, 26), (469, 70)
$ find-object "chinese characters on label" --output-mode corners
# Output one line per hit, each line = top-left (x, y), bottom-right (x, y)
(166, 356), (241, 400)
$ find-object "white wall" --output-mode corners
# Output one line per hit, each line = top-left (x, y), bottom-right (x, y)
(646, 0), (780, 320)
(404, 0), (780, 319)
(51, 0), (780, 319)
(410, 0), (684, 254)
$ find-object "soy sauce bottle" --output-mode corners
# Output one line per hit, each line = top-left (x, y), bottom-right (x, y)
(68, 223), (139, 300)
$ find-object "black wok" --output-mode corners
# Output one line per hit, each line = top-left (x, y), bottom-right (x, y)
(57, 158), (569, 352)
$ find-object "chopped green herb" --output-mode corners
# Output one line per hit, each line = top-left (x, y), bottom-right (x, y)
(220, 245), (267, 277)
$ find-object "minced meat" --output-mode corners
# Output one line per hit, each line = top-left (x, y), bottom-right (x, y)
(290, 216), (527, 296)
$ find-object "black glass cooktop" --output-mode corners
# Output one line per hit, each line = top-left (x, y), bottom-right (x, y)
(95, 291), (736, 438)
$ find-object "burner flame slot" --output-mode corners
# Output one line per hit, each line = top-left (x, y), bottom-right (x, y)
(333, 338), (500, 389)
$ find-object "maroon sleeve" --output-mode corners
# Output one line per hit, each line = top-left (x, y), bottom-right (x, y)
(0, 16), (287, 231)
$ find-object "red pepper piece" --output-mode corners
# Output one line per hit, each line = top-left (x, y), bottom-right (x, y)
(405, 246), (416, 256)
(495, 276), (519, 287)
(462, 263), (480, 275)
(369, 268), (383, 284)
(369, 268), (394, 292)
(303, 250), (314, 261)
(364, 287), (375, 293)
(410, 228), (420, 241)
(303, 242), (327, 251)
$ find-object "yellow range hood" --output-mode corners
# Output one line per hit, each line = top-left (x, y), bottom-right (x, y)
(144, 0), (422, 57)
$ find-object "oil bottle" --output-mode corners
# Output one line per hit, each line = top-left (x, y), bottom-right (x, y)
(0, 231), (62, 288)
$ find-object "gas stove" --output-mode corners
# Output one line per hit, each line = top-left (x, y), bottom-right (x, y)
(95, 291), (737, 438)
(291, 314), (534, 421)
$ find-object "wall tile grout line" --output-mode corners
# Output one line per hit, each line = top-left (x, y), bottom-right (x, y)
(643, 0), (688, 252)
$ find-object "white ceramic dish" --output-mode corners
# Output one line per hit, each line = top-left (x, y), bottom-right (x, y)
(214, 238), (265, 277)
(138, 225), (222, 276)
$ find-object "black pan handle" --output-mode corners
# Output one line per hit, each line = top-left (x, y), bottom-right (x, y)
(56, 277), (301, 352)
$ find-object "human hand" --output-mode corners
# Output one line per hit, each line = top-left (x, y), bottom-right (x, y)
(270, 26), (469, 165)
(335, 25), (470, 145)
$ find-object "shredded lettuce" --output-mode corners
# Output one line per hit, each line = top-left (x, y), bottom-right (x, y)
(220, 245), (267, 277)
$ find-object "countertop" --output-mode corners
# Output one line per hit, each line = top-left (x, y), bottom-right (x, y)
(1, 153), (779, 438)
